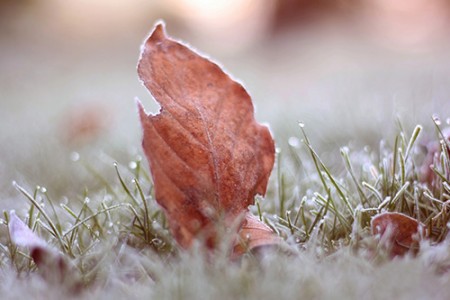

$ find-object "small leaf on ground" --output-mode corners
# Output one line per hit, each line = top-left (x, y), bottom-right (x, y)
(232, 213), (283, 258)
(8, 211), (82, 293)
(371, 212), (427, 257)
(137, 22), (276, 253)
(420, 127), (450, 185)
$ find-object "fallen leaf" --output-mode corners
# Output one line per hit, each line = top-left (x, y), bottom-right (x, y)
(137, 22), (276, 251)
(232, 213), (283, 258)
(8, 211), (46, 249)
(371, 212), (427, 257)
(420, 127), (450, 185)
(8, 211), (82, 293)
(61, 102), (113, 146)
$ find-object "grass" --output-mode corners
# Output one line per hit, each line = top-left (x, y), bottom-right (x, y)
(1, 117), (450, 299)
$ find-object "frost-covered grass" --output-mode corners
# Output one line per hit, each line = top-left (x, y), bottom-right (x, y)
(1, 115), (450, 299)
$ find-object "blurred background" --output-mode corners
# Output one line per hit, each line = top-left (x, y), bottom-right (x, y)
(2, 0), (450, 206)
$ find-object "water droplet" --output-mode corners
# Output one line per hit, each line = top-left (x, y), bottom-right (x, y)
(61, 197), (69, 205)
(128, 161), (137, 169)
(433, 114), (442, 125)
(446, 118), (450, 125)
(275, 147), (281, 154)
(298, 122), (305, 128)
(152, 238), (163, 247)
(108, 222), (114, 228)
(288, 136), (300, 148)
(70, 152), (80, 162)
(341, 146), (349, 154)
(40, 187), (47, 193)
(84, 197), (90, 204)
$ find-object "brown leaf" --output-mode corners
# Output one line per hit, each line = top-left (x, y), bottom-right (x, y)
(61, 102), (113, 146)
(371, 212), (427, 257)
(137, 22), (275, 250)
(8, 211), (82, 293)
(420, 127), (450, 185)
(232, 213), (282, 258)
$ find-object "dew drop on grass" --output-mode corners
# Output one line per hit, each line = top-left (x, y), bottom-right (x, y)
(298, 122), (305, 128)
(84, 197), (90, 204)
(39, 186), (47, 193)
(129, 161), (137, 169)
(288, 136), (300, 148)
(152, 238), (163, 247)
(70, 151), (80, 162)
(433, 114), (442, 125)
(61, 197), (69, 205)
(446, 118), (450, 125)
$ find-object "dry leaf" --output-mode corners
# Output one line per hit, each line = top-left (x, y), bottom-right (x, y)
(137, 22), (276, 251)
(61, 102), (113, 146)
(232, 213), (283, 258)
(371, 212), (427, 257)
(8, 211), (81, 293)
(420, 127), (450, 185)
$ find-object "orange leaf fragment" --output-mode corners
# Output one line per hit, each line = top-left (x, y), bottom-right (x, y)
(137, 23), (276, 250)
(420, 127), (450, 185)
(232, 213), (283, 258)
(371, 212), (427, 257)
(8, 211), (81, 292)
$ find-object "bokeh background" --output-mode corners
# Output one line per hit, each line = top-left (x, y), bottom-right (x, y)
(2, 0), (450, 207)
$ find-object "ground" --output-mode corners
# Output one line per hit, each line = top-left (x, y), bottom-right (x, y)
(2, 4), (450, 299)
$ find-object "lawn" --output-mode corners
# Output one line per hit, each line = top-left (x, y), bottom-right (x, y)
(2, 4), (450, 299)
